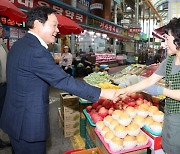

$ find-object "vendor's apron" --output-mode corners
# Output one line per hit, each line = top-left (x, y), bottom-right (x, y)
(162, 56), (180, 154)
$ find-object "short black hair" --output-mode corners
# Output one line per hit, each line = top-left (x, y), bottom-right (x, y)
(26, 6), (56, 29)
(163, 18), (180, 50)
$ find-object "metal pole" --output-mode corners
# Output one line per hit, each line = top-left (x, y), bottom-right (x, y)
(113, 2), (118, 55)
(70, 0), (77, 56)
(148, 7), (151, 48)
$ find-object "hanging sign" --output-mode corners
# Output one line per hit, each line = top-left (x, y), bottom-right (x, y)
(90, 3), (103, 10)
(128, 28), (141, 33)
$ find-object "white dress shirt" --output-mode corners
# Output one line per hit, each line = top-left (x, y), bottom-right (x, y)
(0, 39), (7, 83)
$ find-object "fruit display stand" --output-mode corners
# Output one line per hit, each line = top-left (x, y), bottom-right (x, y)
(95, 128), (151, 154)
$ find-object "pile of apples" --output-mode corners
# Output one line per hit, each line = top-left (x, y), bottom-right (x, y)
(86, 92), (152, 124)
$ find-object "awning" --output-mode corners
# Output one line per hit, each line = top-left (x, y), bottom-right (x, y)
(152, 31), (165, 40)
(152, 26), (165, 40)
(154, 26), (164, 35)
(55, 14), (84, 35)
(0, 0), (26, 22)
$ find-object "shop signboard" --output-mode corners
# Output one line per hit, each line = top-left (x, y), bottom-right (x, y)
(9, 27), (19, 38)
(77, 0), (92, 12)
(99, 21), (129, 37)
(128, 28), (141, 33)
(12, 0), (86, 24)
(90, 3), (103, 10)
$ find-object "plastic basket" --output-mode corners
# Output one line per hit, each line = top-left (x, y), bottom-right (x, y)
(79, 98), (92, 104)
(143, 125), (162, 136)
(83, 109), (96, 127)
(80, 118), (87, 138)
(84, 131), (96, 149)
(95, 128), (152, 154)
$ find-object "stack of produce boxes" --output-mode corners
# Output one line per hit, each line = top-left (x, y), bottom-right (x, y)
(59, 93), (80, 137)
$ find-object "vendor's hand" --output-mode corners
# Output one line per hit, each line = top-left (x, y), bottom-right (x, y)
(100, 89), (126, 102)
(114, 89), (127, 102)
(65, 66), (68, 70)
(144, 85), (164, 96)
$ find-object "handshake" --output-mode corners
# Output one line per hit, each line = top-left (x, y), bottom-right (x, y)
(100, 85), (164, 102)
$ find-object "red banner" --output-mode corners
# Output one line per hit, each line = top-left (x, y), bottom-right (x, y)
(11, 0), (86, 24)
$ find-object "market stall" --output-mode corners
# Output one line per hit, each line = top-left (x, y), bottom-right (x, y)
(62, 64), (165, 154)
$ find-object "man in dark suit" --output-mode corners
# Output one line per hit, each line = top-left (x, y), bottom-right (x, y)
(0, 6), (119, 154)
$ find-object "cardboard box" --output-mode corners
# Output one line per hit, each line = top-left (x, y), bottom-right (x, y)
(58, 108), (80, 138)
(142, 128), (162, 150)
(60, 92), (80, 121)
(60, 92), (79, 107)
(72, 147), (102, 154)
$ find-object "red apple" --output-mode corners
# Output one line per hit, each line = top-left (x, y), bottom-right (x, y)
(102, 100), (113, 109)
(127, 101), (136, 107)
(123, 97), (134, 104)
(134, 105), (139, 109)
(137, 93), (144, 99)
(90, 112), (99, 119)
(113, 103), (122, 110)
(89, 109), (96, 116)
(143, 99), (148, 104)
(92, 102), (99, 109)
(122, 104), (128, 110)
(130, 92), (139, 100)
(86, 105), (92, 113)
(98, 107), (108, 118)
(108, 108), (114, 116)
(98, 98), (105, 105)
(96, 105), (102, 112)
(120, 95), (128, 101)
(92, 115), (103, 124)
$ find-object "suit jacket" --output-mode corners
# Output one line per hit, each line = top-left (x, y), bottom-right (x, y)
(0, 33), (100, 142)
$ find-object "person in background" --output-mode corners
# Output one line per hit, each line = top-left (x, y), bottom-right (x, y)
(0, 21), (11, 149)
(59, 46), (73, 75)
(81, 53), (93, 75)
(89, 45), (94, 54)
(0, 6), (120, 154)
(154, 49), (162, 63)
(116, 17), (180, 154)
(138, 49), (144, 64)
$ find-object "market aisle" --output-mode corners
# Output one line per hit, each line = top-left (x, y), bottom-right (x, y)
(47, 87), (73, 154)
